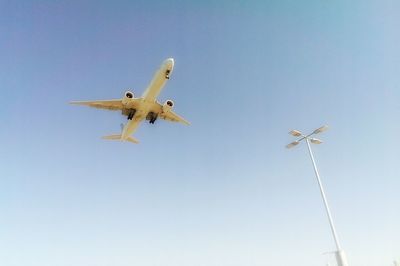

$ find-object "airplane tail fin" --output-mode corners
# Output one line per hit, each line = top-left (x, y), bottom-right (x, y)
(102, 134), (139, 144)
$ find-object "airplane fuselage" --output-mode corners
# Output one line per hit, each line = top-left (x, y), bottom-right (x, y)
(120, 58), (174, 141)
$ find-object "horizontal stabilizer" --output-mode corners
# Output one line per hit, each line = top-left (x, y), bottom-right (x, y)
(102, 134), (139, 144)
(125, 136), (139, 144)
(102, 134), (122, 140)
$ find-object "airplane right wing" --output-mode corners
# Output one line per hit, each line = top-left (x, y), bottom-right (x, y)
(70, 99), (124, 111)
(160, 110), (190, 125)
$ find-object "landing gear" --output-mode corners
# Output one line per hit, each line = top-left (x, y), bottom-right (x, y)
(146, 112), (158, 124)
(127, 109), (136, 120)
(149, 116), (157, 124)
(165, 70), (171, 79)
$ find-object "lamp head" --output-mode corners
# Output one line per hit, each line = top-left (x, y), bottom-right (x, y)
(310, 138), (323, 144)
(313, 125), (328, 134)
(286, 141), (300, 149)
(289, 130), (303, 137)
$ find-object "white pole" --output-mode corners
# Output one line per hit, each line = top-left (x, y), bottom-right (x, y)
(305, 138), (349, 266)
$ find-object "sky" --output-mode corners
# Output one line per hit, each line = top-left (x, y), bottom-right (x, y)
(0, 1), (399, 265)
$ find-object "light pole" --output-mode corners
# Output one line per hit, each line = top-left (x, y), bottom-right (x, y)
(286, 125), (349, 266)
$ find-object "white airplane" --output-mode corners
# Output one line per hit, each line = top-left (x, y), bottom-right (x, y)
(71, 58), (189, 143)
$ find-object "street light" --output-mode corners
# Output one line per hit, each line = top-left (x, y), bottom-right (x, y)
(286, 125), (349, 266)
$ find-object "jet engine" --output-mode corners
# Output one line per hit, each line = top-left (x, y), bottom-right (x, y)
(122, 91), (134, 105)
(162, 100), (174, 113)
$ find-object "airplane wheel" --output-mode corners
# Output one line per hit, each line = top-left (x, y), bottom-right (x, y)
(127, 109), (136, 120)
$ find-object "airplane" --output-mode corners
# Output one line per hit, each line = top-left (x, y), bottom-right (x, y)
(70, 58), (189, 143)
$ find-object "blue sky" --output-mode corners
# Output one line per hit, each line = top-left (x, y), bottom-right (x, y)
(0, 1), (399, 265)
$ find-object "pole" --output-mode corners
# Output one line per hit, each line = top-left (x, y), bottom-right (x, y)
(305, 138), (349, 266)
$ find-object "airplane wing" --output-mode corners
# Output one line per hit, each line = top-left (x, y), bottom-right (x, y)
(70, 99), (124, 111)
(159, 111), (190, 125)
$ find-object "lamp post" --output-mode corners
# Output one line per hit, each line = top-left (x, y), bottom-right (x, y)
(286, 125), (349, 266)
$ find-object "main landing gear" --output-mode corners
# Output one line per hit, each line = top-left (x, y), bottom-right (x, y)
(149, 117), (157, 124)
(147, 112), (158, 124)
(127, 109), (136, 120)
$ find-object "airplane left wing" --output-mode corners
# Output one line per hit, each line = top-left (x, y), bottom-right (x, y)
(160, 111), (190, 125)
(70, 99), (124, 111)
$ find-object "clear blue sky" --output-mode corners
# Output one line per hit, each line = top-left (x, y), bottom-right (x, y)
(0, 1), (399, 265)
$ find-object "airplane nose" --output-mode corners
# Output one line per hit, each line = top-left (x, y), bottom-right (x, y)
(164, 58), (174, 67)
